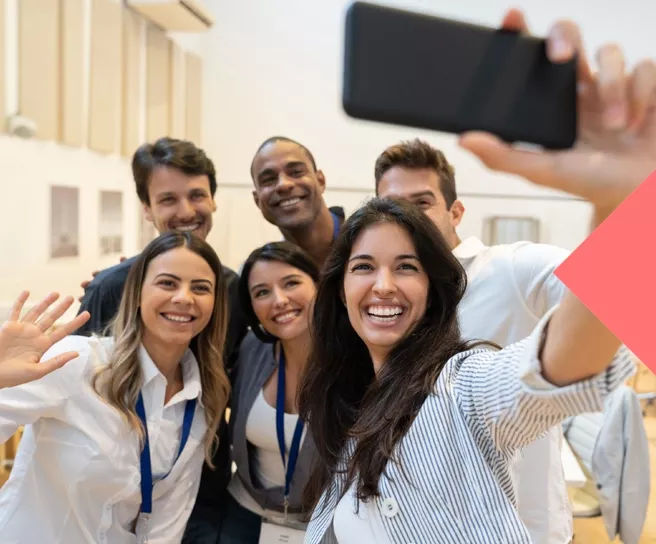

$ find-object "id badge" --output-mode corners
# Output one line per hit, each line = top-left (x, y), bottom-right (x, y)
(259, 518), (306, 544)
(134, 513), (150, 544)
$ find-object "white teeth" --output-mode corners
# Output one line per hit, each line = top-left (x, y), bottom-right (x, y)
(175, 224), (201, 232)
(279, 197), (301, 208)
(273, 310), (300, 323)
(163, 313), (193, 323)
(367, 305), (403, 317)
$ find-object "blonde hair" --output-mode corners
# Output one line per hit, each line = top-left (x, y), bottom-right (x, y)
(92, 232), (230, 466)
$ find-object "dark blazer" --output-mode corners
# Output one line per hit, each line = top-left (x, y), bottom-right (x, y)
(229, 330), (317, 515)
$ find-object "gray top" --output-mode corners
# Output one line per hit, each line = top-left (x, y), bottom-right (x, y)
(229, 330), (317, 516)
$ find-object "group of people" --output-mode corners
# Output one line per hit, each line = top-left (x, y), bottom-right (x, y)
(0, 9), (654, 544)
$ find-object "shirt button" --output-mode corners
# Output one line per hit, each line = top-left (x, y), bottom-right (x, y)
(134, 475), (140, 484)
(381, 497), (399, 518)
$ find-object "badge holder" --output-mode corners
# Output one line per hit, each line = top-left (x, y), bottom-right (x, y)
(259, 500), (306, 544)
(135, 512), (150, 544)
(134, 392), (196, 544)
(258, 350), (307, 544)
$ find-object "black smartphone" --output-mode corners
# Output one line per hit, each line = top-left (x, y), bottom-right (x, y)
(342, 2), (577, 149)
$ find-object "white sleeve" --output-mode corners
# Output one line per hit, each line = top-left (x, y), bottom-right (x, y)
(0, 336), (90, 443)
(146, 445), (205, 543)
(510, 243), (570, 318)
(449, 306), (635, 455)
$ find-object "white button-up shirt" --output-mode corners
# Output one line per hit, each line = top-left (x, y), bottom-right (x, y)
(454, 236), (573, 544)
(0, 335), (207, 544)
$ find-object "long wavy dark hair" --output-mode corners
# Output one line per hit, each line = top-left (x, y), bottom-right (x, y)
(298, 197), (494, 511)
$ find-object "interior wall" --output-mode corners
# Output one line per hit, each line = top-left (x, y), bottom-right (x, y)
(200, 0), (651, 267)
(0, 0), (204, 314)
(1, 0), (652, 313)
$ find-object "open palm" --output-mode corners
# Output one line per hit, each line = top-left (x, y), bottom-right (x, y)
(0, 291), (90, 388)
(459, 9), (656, 221)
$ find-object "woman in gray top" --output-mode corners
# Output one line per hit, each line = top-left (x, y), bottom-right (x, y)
(218, 241), (320, 544)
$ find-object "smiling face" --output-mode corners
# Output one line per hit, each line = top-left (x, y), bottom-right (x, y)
(139, 246), (216, 349)
(343, 222), (430, 370)
(248, 259), (316, 341)
(143, 166), (217, 240)
(251, 140), (326, 230)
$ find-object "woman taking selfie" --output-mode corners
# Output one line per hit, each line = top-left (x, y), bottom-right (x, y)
(0, 231), (231, 544)
(298, 197), (635, 543)
(214, 241), (320, 544)
(298, 6), (656, 542)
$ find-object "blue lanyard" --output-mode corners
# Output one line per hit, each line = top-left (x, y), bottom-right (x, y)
(136, 392), (196, 515)
(275, 349), (304, 515)
(330, 211), (341, 241)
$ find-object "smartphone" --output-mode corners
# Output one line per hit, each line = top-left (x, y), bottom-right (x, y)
(342, 2), (577, 149)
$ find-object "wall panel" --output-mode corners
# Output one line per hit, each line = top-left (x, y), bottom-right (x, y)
(18, 0), (61, 141)
(169, 42), (186, 139)
(145, 24), (171, 142)
(121, 7), (142, 157)
(185, 52), (202, 145)
(0, 0), (5, 131)
(61, 0), (85, 146)
(88, 0), (122, 154)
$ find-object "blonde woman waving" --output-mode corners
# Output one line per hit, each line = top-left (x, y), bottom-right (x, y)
(0, 231), (231, 544)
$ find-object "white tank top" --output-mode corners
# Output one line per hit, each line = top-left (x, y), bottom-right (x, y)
(228, 390), (306, 516)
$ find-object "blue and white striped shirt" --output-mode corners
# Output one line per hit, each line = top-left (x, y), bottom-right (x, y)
(304, 308), (635, 544)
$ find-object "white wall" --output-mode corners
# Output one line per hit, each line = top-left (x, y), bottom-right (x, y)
(200, 0), (651, 268)
(0, 0), (204, 314)
(1, 0), (652, 314)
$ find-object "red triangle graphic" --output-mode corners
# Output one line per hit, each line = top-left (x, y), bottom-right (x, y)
(555, 169), (656, 376)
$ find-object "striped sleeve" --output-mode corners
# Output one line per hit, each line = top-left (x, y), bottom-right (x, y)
(449, 305), (636, 455)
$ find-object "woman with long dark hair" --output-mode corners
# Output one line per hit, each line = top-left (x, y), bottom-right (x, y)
(217, 241), (321, 543)
(298, 197), (634, 543)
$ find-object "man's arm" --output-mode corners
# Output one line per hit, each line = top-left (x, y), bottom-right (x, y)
(75, 275), (124, 337)
(510, 242), (571, 319)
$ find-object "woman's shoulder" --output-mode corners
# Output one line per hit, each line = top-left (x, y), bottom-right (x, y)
(239, 329), (271, 354)
(236, 330), (276, 371)
(432, 342), (500, 387)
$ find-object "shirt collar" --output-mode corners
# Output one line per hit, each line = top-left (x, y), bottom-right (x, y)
(452, 236), (487, 262)
(138, 344), (203, 406)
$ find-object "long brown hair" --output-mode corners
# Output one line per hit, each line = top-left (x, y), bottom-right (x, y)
(92, 231), (230, 465)
(298, 197), (493, 510)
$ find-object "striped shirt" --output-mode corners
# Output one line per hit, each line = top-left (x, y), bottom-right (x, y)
(304, 308), (635, 544)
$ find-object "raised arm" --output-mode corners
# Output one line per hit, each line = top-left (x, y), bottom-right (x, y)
(459, 11), (656, 388)
(450, 310), (634, 455)
(0, 291), (90, 389)
(0, 291), (92, 442)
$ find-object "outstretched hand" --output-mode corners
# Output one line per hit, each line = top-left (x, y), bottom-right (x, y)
(458, 9), (656, 225)
(0, 291), (91, 389)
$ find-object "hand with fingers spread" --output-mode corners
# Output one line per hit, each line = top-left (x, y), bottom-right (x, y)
(459, 8), (656, 226)
(0, 291), (91, 388)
